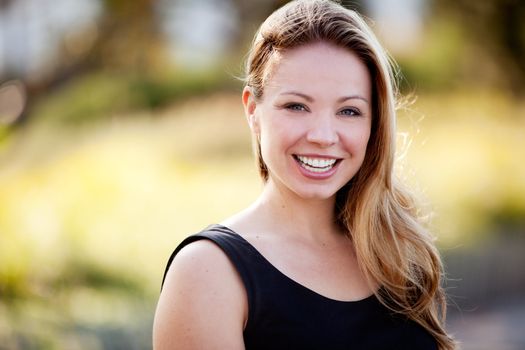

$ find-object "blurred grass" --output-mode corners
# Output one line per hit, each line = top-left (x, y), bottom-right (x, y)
(0, 90), (524, 348)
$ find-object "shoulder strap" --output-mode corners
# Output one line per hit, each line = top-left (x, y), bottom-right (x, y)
(161, 225), (267, 310)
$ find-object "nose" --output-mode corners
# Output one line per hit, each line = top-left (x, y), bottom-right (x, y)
(306, 113), (339, 147)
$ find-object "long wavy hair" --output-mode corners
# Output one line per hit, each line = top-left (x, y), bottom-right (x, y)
(243, 1), (455, 349)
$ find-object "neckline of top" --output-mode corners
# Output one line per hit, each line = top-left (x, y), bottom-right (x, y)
(209, 223), (378, 305)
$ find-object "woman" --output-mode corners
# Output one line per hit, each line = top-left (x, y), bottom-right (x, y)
(153, 1), (456, 349)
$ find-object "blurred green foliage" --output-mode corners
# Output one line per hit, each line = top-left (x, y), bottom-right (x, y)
(397, 18), (464, 90)
(31, 70), (236, 125)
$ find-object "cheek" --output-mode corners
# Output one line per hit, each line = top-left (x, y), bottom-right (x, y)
(259, 112), (301, 149)
(260, 125), (294, 154)
(342, 124), (372, 155)
(359, 128), (372, 151)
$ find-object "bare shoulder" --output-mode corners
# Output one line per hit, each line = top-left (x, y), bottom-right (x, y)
(153, 239), (247, 350)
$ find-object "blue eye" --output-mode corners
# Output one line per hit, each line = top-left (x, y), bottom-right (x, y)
(285, 103), (307, 111)
(338, 108), (361, 116)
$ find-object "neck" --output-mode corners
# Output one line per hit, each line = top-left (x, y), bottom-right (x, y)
(251, 179), (341, 243)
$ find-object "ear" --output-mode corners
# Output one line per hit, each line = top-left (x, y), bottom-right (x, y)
(242, 86), (260, 134)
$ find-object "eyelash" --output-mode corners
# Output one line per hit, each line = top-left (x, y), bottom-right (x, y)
(284, 103), (308, 112)
(338, 108), (362, 117)
(284, 103), (362, 117)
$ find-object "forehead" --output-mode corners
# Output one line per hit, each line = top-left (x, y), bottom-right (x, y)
(263, 41), (372, 99)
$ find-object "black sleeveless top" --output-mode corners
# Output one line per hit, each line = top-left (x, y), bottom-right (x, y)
(162, 224), (438, 349)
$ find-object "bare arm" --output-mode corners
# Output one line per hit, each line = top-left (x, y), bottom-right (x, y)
(153, 240), (247, 350)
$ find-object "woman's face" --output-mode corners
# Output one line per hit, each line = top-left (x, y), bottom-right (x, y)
(244, 41), (372, 201)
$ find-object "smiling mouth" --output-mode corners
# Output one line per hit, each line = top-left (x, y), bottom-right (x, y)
(293, 155), (341, 173)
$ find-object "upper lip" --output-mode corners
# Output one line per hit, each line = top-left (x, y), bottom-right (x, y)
(293, 153), (342, 159)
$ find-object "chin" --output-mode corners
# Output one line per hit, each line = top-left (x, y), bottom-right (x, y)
(292, 186), (339, 201)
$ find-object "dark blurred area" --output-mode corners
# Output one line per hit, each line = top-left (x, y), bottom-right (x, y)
(1, 0), (524, 349)
(1, 0), (525, 124)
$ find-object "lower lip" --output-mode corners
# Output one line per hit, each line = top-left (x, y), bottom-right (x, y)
(293, 157), (340, 180)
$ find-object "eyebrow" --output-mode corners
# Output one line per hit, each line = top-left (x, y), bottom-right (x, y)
(279, 91), (369, 104)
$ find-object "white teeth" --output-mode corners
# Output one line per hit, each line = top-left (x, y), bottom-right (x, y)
(296, 156), (337, 172)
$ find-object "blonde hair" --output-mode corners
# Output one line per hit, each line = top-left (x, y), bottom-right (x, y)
(244, 1), (455, 349)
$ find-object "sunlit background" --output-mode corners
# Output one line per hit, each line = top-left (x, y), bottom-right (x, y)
(0, 0), (524, 349)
